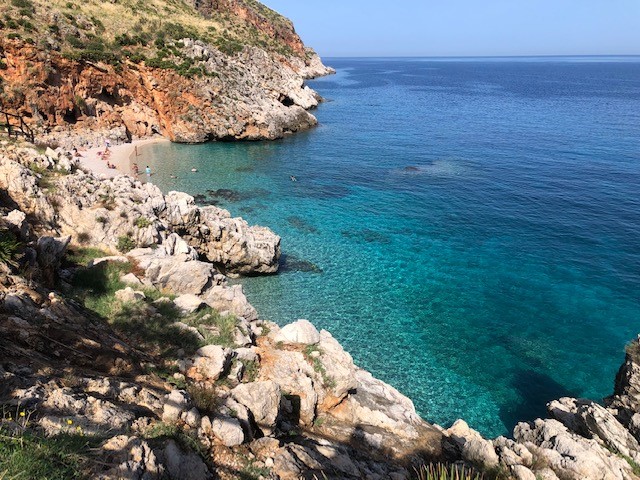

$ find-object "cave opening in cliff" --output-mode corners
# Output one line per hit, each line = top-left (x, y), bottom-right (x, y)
(279, 95), (295, 107)
(96, 89), (121, 106)
(62, 108), (78, 124)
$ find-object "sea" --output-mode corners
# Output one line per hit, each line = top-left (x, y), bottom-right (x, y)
(140, 57), (640, 437)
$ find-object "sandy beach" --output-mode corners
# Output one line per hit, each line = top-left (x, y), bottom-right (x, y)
(77, 137), (169, 178)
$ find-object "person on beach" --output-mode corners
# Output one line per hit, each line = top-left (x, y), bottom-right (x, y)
(145, 165), (151, 176)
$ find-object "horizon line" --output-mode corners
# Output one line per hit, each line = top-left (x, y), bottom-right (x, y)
(319, 54), (640, 59)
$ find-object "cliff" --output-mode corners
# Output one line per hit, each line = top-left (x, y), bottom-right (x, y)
(0, 0), (334, 145)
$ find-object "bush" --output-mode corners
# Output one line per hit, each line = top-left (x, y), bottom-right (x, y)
(414, 464), (484, 480)
(10, 0), (34, 10)
(134, 217), (152, 228)
(116, 234), (136, 253)
(0, 229), (21, 266)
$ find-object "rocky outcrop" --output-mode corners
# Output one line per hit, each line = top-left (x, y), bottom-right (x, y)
(439, 340), (640, 480)
(1, 35), (331, 146)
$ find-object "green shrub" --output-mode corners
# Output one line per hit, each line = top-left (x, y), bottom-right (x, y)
(0, 230), (21, 266)
(135, 217), (152, 228)
(116, 234), (136, 253)
(414, 464), (484, 480)
(10, 0), (34, 10)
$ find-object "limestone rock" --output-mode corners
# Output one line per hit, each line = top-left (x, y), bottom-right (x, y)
(174, 294), (206, 313)
(188, 345), (232, 382)
(100, 435), (164, 480)
(162, 390), (191, 423)
(445, 419), (499, 469)
(274, 319), (320, 345)
(115, 287), (146, 303)
(513, 419), (633, 480)
(260, 349), (317, 426)
(163, 440), (212, 480)
(549, 397), (640, 463)
(210, 416), (245, 447)
(36, 236), (71, 285)
(232, 381), (281, 431)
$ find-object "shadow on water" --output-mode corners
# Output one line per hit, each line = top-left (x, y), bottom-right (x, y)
(499, 368), (579, 435)
(280, 254), (324, 274)
(341, 228), (391, 244)
(286, 216), (319, 234)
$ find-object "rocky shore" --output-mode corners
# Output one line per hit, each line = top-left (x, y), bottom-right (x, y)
(2, 140), (640, 480)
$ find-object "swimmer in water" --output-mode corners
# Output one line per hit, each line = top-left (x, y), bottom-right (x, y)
(290, 175), (297, 182)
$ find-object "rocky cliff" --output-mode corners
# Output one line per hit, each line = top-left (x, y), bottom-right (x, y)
(0, 0), (333, 145)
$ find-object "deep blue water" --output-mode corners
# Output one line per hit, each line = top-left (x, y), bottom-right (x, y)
(142, 57), (640, 437)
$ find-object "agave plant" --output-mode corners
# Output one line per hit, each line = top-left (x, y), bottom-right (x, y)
(0, 229), (21, 266)
(414, 463), (484, 480)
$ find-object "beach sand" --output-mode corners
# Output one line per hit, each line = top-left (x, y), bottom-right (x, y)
(77, 137), (169, 178)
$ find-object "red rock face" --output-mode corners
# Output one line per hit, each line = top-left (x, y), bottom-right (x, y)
(0, 38), (322, 144)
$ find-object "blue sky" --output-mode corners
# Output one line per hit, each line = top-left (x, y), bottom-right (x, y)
(261, 1), (640, 57)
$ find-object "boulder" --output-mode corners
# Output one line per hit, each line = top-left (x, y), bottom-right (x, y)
(100, 435), (164, 479)
(36, 235), (71, 285)
(232, 381), (281, 431)
(274, 319), (320, 345)
(162, 390), (191, 423)
(163, 440), (211, 480)
(174, 294), (206, 313)
(188, 345), (232, 381)
(445, 419), (499, 469)
(115, 287), (146, 303)
(210, 416), (245, 447)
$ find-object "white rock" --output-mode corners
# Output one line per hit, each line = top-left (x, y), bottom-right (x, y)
(190, 345), (232, 381)
(211, 416), (245, 447)
(162, 390), (190, 423)
(274, 319), (320, 345)
(232, 381), (281, 431)
(174, 294), (206, 313)
(115, 287), (146, 303)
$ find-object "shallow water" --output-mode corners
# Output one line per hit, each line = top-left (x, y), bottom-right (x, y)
(142, 57), (640, 437)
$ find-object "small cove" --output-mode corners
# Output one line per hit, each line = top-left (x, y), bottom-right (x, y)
(139, 57), (640, 437)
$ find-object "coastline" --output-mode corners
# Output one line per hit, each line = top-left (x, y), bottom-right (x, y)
(77, 136), (170, 178)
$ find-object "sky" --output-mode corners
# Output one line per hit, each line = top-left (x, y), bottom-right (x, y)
(260, 1), (640, 57)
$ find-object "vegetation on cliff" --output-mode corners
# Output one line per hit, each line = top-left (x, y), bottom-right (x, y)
(0, 0), (302, 66)
(0, 0), (331, 143)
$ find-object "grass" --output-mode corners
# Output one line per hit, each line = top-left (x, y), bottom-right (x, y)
(0, 229), (21, 266)
(182, 308), (237, 348)
(142, 422), (208, 462)
(70, 261), (239, 357)
(65, 246), (109, 266)
(240, 359), (259, 383)
(186, 384), (218, 414)
(413, 463), (484, 480)
(303, 345), (336, 389)
(134, 217), (152, 228)
(0, 426), (99, 480)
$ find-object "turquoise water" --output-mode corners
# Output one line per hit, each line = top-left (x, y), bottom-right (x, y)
(142, 57), (640, 437)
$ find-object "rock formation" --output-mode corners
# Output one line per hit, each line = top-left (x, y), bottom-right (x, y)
(0, 0), (334, 146)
